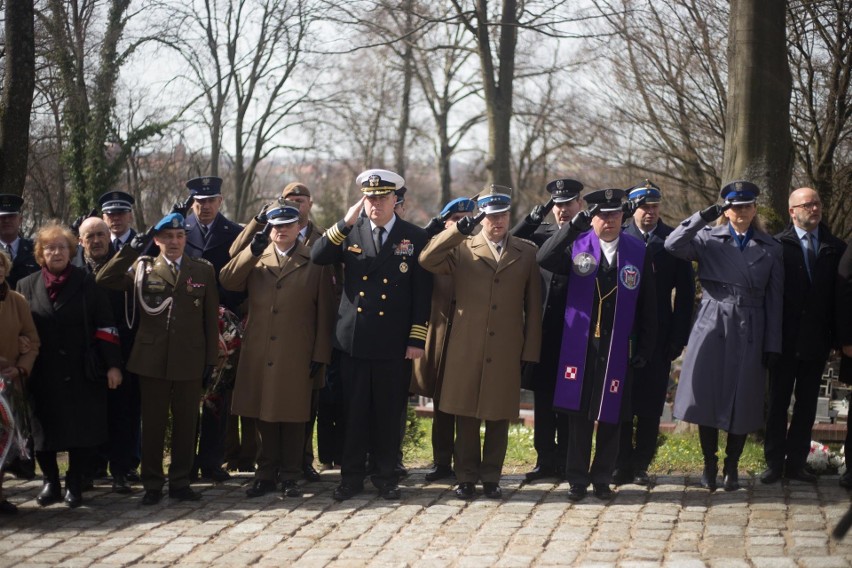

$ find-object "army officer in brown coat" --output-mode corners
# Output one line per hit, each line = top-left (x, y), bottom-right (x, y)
(220, 203), (335, 498)
(97, 212), (219, 505)
(420, 186), (542, 499)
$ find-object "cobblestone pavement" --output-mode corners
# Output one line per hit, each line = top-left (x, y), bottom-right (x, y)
(1, 470), (851, 567)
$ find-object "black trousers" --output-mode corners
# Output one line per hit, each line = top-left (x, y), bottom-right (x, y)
(431, 397), (455, 468)
(37, 447), (95, 485)
(339, 354), (409, 489)
(616, 415), (660, 473)
(764, 356), (825, 472)
(195, 390), (229, 472)
(698, 426), (747, 466)
(317, 350), (345, 466)
(224, 415), (258, 469)
(565, 415), (620, 486)
(533, 383), (570, 469)
(91, 371), (142, 478)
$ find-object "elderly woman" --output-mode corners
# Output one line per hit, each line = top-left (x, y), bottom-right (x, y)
(0, 251), (40, 514)
(16, 221), (122, 508)
(220, 204), (335, 499)
(665, 181), (783, 491)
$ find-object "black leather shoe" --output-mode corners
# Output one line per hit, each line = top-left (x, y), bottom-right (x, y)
(302, 465), (321, 482)
(112, 475), (132, 494)
(125, 469), (141, 483)
(245, 479), (277, 498)
(525, 465), (557, 483)
(236, 462), (256, 473)
(633, 471), (650, 486)
(759, 467), (783, 484)
(723, 467), (740, 491)
(0, 500), (17, 515)
(36, 479), (62, 507)
(64, 488), (82, 508)
(454, 482), (475, 499)
(379, 484), (401, 500)
(282, 480), (303, 498)
(332, 483), (362, 501)
(611, 468), (634, 485)
(141, 490), (163, 506)
(786, 468), (817, 483)
(593, 483), (614, 500)
(424, 464), (455, 482)
(200, 468), (230, 483)
(568, 484), (587, 502)
(482, 482), (502, 499)
(700, 463), (718, 491)
(169, 486), (203, 501)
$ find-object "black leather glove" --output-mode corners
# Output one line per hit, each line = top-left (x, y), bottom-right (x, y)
(699, 200), (732, 223)
(171, 195), (195, 217)
(70, 208), (99, 237)
(629, 355), (647, 369)
(456, 211), (486, 236)
(622, 196), (646, 216)
(250, 224), (273, 256)
(309, 361), (323, 378)
(254, 203), (271, 225)
(569, 205), (599, 233)
(128, 225), (157, 252)
(527, 199), (555, 225)
(424, 216), (445, 237)
(763, 352), (782, 371)
(202, 364), (215, 388)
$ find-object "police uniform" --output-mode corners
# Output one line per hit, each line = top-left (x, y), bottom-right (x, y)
(311, 169), (432, 498)
(537, 189), (657, 501)
(0, 194), (39, 289)
(511, 178), (583, 480)
(615, 181), (695, 485)
(99, 191), (137, 251)
(96, 213), (219, 501)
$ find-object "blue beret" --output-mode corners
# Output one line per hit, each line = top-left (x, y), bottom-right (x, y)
(186, 176), (223, 198)
(546, 179), (583, 203)
(720, 180), (760, 204)
(153, 212), (186, 232)
(440, 197), (476, 217)
(98, 190), (134, 212)
(627, 179), (662, 203)
(0, 194), (23, 216)
(267, 204), (301, 226)
(584, 188), (626, 212)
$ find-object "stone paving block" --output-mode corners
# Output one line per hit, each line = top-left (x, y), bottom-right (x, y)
(751, 557), (797, 568)
(796, 558), (852, 568)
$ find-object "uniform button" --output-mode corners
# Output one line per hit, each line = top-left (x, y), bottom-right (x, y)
(359, 291), (365, 297)
(357, 307), (363, 313)
(272, 308), (278, 314)
(494, 278), (500, 283)
(362, 275), (368, 281)
(270, 336), (277, 340)
(383, 278), (388, 284)
(489, 331), (495, 336)
(267, 362), (273, 366)
(486, 358), (492, 363)
(379, 311), (384, 316)
(381, 294), (386, 300)
(491, 305), (497, 310)
(276, 284), (282, 289)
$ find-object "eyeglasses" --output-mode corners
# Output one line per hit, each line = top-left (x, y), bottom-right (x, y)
(44, 245), (68, 253)
(792, 201), (821, 210)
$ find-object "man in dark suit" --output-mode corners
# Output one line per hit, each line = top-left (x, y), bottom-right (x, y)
(182, 176), (244, 483)
(311, 168), (432, 500)
(537, 189), (657, 502)
(613, 180), (694, 486)
(0, 194), (39, 290)
(97, 212), (220, 505)
(761, 187), (846, 484)
(101, 191), (137, 251)
(511, 178), (584, 482)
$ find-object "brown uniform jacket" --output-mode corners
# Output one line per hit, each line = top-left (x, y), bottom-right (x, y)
(220, 241), (335, 422)
(419, 226), (542, 421)
(410, 272), (454, 399)
(96, 246), (219, 381)
(0, 283), (40, 376)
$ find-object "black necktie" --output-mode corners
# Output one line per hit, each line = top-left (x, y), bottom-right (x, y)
(200, 224), (209, 239)
(806, 233), (817, 280)
(643, 232), (650, 244)
(373, 227), (385, 255)
(495, 244), (502, 258)
(2, 243), (12, 259)
(114, 238), (122, 251)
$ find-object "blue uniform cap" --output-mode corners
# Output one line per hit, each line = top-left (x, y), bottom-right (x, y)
(477, 185), (512, 214)
(98, 190), (135, 213)
(440, 197), (476, 217)
(186, 176), (223, 199)
(584, 188), (626, 212)
(267, 203), (301, 226)
(627, 179), (662, 203)
(546, 178), (583, 203)
(153, 212), (186, 233)
(0, 194), (23, 216)
(720, 180), (760, 204)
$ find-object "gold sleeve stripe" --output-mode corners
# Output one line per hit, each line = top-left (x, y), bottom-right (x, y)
(326, 225), (345, 245)
(409, 325), (428, 340)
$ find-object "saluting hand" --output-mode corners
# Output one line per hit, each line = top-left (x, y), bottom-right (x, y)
(129, 225), (157, 252)
(622, 196), (646, 216)
(250, 224), (273, 256)
(527, 198), (555, 225)
(254, 202), (271, 225)
(344, 196), (367, 227)
(569, 204), (599, 233)
(456, 211), (486, 236)
(699, 200), (733, 222)
(171, 195), (195, 217)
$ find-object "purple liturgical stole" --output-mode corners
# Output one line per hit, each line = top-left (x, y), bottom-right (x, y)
(553, 231), (646, 424)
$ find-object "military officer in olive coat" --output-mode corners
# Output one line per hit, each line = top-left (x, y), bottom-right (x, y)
(97, 212), (219, 505)
(311, 169), (432, 501)
(420, 186), (542, 499)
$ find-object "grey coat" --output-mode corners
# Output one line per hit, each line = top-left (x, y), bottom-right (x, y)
(665, 212), (783, 435)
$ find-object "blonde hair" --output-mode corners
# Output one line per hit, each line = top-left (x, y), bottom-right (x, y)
(33, 220), (77, 267)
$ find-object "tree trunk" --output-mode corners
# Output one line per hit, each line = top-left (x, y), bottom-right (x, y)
(0, 0), (35, 197)
(722, 0), (792, 219)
